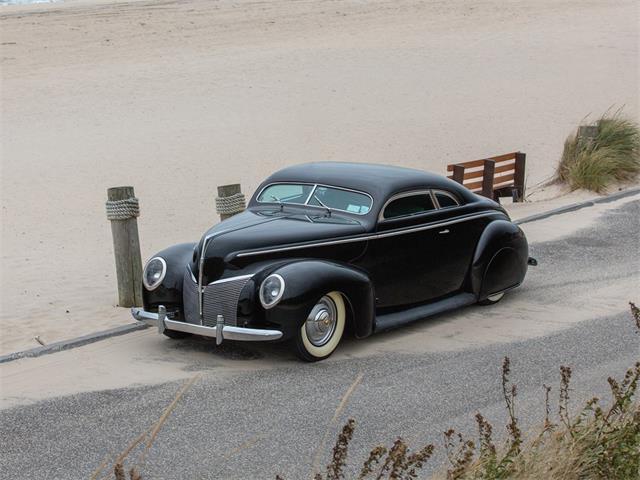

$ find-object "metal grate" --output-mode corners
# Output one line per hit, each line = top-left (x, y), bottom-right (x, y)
(202, 275), (252, 327)
(183, 266), (200, 325)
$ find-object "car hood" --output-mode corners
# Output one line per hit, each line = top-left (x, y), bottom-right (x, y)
(197, 208), (368, 262)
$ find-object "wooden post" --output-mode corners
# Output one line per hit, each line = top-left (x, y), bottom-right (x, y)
(577, 125), (598, 147)
(217, 183), (243, 221)
(481, 159), (495, 199)
(513, 152), (526, 202)
(107, 186), (143, 307)
(452, 164), (465, 185)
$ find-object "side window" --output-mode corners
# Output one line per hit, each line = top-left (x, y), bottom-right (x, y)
(383, 193), (435, 220)
(434, 191), (460, 209)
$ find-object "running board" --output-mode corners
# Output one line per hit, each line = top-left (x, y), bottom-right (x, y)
(373, 292), (477, 333)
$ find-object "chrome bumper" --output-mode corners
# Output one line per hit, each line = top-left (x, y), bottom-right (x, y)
(131, 306), (283, 344)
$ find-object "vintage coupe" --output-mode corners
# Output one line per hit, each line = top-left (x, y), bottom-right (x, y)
(133, 162), (533, 361)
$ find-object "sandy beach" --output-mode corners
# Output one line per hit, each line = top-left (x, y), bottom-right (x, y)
(1, 0), (638, 355)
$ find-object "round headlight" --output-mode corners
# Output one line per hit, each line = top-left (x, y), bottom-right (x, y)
(259, 274), (285, 309)
(143, 257), (167, 291)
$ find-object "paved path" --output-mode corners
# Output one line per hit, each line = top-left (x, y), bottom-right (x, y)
(1, 200), (638, 479)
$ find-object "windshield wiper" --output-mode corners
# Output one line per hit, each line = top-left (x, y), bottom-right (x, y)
(270, 195), (284, 212)
(313, 194), (332, 217)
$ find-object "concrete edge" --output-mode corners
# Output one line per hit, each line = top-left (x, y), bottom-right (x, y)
(2, 186), (638, 364)
(514, 186), (640, 225)
(0, 322), (149, 364)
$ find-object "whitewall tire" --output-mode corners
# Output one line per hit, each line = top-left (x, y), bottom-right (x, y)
(294, 292), (346, 361)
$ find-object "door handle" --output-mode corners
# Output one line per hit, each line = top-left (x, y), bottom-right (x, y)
(438, 229), (450, 234)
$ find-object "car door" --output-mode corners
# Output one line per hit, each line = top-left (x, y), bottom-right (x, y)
(367, 190), (443, 308)
(367, 188), (481, 309)
(428, 189), (483, 296)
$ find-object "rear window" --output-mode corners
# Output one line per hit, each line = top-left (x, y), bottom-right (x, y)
(383, 193), (435, 219)
(434, 191), (460, 208)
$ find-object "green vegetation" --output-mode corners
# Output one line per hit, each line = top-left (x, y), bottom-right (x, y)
(557, 111), (640, 192)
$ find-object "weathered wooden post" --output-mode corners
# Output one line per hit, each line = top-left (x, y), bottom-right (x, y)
(215, 184), (246, 221)
(513, 152), (527, 202)
(452, 164), (465, 185)
(105, 186), (143, 307)
(481, 159), (495, 199)
(577, 125), (598, 147)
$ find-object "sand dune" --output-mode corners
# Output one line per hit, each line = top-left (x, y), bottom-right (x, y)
(1, 0), (638, 355)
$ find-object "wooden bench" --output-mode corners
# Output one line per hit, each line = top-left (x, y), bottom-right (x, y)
(447, 151), (526, 202)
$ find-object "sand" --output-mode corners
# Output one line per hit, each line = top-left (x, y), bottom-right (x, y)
(1, 0), (638, 355)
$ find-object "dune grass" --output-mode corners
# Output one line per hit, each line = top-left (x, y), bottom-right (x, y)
(557, 112), (640, 193)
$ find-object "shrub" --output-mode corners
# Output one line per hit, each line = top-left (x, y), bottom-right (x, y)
(557, 112), (640, 192)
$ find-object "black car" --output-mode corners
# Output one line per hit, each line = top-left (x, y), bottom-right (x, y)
(133, 162), (533, 361)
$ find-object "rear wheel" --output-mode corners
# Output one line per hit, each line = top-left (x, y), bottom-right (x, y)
(294, 292), (346, 362)
(479, 292), (505, 306)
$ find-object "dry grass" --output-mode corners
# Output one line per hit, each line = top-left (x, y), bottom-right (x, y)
(556, 111), (640, 192)
(282, 303), (640, 480)
(93, 374), (199, 480)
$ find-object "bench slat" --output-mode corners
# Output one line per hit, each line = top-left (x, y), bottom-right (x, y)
(447, 159), (485, 171)
(464, 179), (484, 191)
(493, 173), (515, 186)
(446, 152), (518, 171)
(487, 152), (518, 163)
(494, 162), (515, 174)
(461, 169), (485, 180)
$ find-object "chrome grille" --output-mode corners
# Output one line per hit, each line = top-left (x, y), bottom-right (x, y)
(183, 266), (200, 325)
(202, 275), (252, 327)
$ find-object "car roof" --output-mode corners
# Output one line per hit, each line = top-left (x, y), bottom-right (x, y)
(260, 161), (471, 202)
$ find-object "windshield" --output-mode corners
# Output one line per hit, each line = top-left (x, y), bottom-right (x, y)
(257, 183), (372, 215)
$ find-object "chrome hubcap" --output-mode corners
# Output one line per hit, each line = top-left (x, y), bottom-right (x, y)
(305, 296), (338, 347)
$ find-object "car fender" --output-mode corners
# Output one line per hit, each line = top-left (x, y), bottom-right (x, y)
(470, 220), (528, 299)
(142, 242), (196, 312)
(263, 260), (375, 340)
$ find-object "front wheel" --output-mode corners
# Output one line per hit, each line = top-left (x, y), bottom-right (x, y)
(293, 292), (346, 362)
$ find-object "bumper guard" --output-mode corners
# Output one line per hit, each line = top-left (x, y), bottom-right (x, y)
(131, 306), (283, 344)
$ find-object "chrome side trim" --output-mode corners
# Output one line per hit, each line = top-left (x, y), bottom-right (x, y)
(235, 211), (499, 258)
(131, 307), (283, 342)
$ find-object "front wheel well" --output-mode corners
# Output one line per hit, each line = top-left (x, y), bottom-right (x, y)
(336, 292), (356, 337)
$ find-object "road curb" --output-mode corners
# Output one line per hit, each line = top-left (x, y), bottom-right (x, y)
(0, 322), (148, 364)
(2, 186), (638, 365)
(514, 187), (640, 225)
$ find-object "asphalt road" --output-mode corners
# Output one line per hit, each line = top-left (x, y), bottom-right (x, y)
(1, 200), (639, 480)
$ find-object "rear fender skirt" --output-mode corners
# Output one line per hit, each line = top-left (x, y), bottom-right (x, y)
(263, 260), (375, 340)
(470, 220), (528, 299)
(142, 242), (196, 311)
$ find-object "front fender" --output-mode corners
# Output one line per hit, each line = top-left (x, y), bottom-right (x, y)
(470, 220), (528, 299)
(263, 260), (375, 340)
(142, 242), (196, 313)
